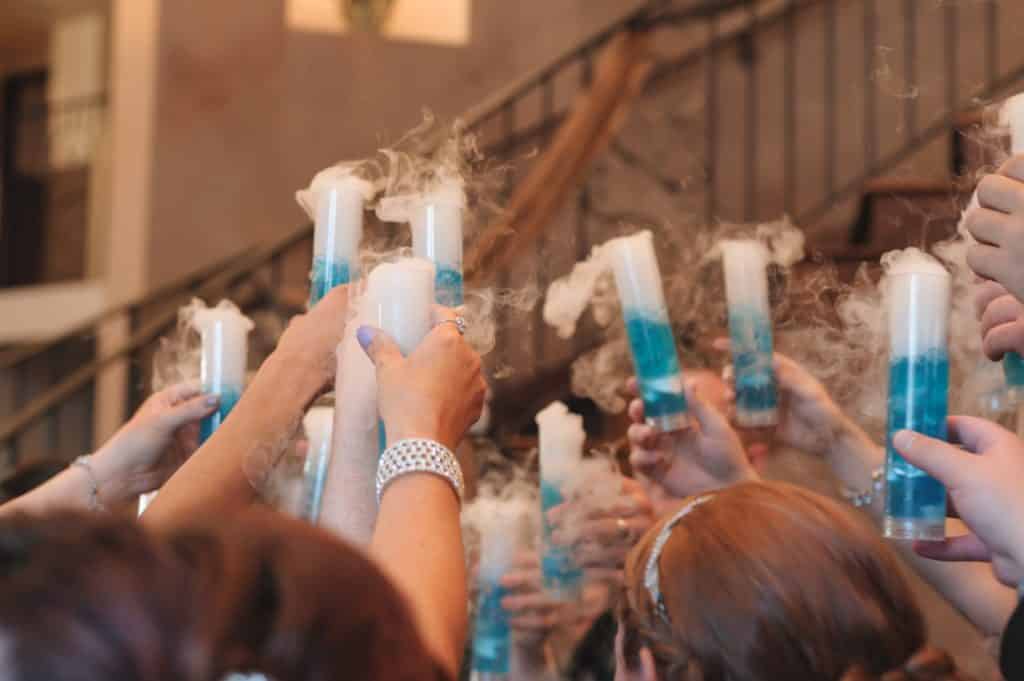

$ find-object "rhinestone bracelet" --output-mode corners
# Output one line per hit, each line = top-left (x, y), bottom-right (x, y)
(840, 467), (885, 508)
(376, 438), (464, 506)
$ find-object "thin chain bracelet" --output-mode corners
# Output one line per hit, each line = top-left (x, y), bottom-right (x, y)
(376, 438), (464, 506)
(840, 467), (884, 508)
(71, 455), (106, 512)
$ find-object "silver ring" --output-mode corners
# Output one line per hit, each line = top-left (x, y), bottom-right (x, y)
(436, 316), (467, 336)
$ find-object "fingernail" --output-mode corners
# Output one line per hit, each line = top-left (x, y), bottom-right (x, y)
(893, 430), (915, 451)
(356, 326), (376, 350)
(205, 395), (219, 407)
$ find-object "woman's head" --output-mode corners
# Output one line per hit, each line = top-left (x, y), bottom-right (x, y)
(616, 481), (965, 681)
(0, 510), (446, 681)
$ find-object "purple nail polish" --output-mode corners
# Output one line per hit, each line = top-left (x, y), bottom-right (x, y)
(356, 326), (375, 350)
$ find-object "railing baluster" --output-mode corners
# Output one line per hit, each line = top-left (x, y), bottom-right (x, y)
(825, 0), (837, 199)
(744, 0), (759, 222)
(705, 14), (720, 225)
(864, 0), (878, 173)
(903, 0), (917, 139)
(784, 0), (796, 216)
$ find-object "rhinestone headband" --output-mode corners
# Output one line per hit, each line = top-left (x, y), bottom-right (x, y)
(644, 494), (713, 623)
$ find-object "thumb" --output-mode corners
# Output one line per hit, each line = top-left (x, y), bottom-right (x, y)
(913, 533), (992, 563)
(356, 325), (403, 369)
(684, 380), (732, 438)
(157, 393), (219, 432)
(891, 428), (975, 488)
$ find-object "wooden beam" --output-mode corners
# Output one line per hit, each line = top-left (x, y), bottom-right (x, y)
(465, 29), (654, 284)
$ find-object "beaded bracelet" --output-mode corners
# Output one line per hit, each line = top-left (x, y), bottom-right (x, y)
(840, 467), (884, 508)
(376, 438), (464, 506)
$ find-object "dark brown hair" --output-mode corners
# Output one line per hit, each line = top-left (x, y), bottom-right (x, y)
(619, 481), (972, 681)
(0, 509), (448, 681)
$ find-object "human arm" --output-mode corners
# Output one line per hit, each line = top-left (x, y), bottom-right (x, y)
(1, 384), (217, 515)
(358, 311), (487, 677)
(772, 354), (1018, 635)
(141, 286), (350, 528)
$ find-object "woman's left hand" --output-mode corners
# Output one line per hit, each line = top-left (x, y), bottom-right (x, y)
(92, 383), (219, 502)
(549, 476), (656, 585)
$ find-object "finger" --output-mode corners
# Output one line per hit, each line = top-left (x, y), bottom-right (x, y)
(892, 419), (997, 484)
(161, 382), (203, 405)
(624, 377), (639, 399)
(584, 567), (624, 586)
(628, 398), (645, 424)
(997, 155), (1024, 184)
(684, 379), (733, 438)
(913, 533), (992, 563)
(982, 321), (1024, 362)
(975, 280), (1011, 321)
(711, 337), (731, 352)
(509, 612), (560, 631)
(512, 551), (540, 570)
(966, 243), (1014, 284)
(627, 423), (659, 450)
(980, 295), (1024, 337)
(574, 543), (628, 569)
(977, 173), (1024, 215)
(628, 447), (665, 476)
(356, 326), (403, 368)
(159, 394), (220, 431)
(432, 304), (457, 324)
(501, 593), (561, 614)
(500, 570), (541, 592)
(946, 414), (1013, 452)
(966, 206), (1015, 247)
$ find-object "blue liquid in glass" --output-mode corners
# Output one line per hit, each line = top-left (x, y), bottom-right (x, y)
(1004, 352), (1024, 390)
(301, 445), (332, 523)
(728, 309), (778, 414)
(472, 582), (511, 675)
(309, 256), (352, 306)
(885, 352), (949, 532)
(540, 480), (583, 597)
(435, 266), (464, 307)
(623, 313), (688, 422)
(199, 387), (242, 444)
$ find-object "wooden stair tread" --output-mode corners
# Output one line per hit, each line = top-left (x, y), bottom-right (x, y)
(862, 177), (966, 196)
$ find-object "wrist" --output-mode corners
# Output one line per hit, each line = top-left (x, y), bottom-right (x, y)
(385, 426), (458, 453)
(87, 446), (142, 504)
(264, 348), (327, 407)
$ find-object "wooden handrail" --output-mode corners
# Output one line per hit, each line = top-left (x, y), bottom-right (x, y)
(465, 30), (654, 284)
(0, 224), (313, 443)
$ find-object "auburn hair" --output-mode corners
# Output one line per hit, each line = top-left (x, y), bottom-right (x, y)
(0, 509), (448, 681)
(619, 481), (972, 681)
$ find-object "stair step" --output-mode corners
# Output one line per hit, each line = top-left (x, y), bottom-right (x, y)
(862, 177), (967, 196)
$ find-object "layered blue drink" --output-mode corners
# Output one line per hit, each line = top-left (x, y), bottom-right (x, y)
(609, 232), (690, 432)
(540, 480), (583, 599)
(199, 387), (242, 444)
(721, 240), (778, 427)
(300, 407), (334, 523)
(471, 581), (511, 679)
(882, 251), (951, 541)
(309, 257), (352, 307)
(885, 351), (949, 538)
(192, 305), (253, 446)
(536, 401), (585, 601)
(435, 265), (464, 307)
(298, 166), (373, 307)
(1004, 352), (1024, 399)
